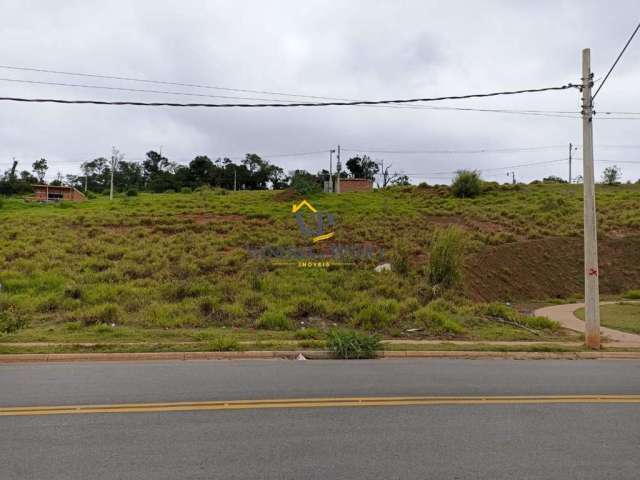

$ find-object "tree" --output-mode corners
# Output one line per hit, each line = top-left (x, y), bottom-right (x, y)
(32, 158), (48, 183)
(602, 165), (621, 185)
(542, 175), (568, 184)
(377, 163), (411, 188)
(451, 170), (482, 198)
(346, 155), (379, 179)
(290, 170), (322, 195)
(189, 156), (216, 186)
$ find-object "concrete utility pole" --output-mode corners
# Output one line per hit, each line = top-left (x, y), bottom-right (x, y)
(507, 171), (516, 184)
(329, 149), (335, 192)
(581, 48), (601, 349)
(568, 142), (573, 184)
(233, 167), (237, 192)
(110, 147), (123, 201)
(336, 145), (341, 194)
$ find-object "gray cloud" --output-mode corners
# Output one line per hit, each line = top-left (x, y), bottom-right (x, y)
(1, 0), (639, 183)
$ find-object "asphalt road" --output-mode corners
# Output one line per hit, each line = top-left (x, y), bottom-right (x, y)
(2, 359), (640, 479)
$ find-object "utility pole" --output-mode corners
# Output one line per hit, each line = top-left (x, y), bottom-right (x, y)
(568, 142), (573, 184)
(507, 171), (516, 184)
(581, 48), (600, 349)
(233, 167), (237, 192)
(329, 149), (335, 192)
(110, 147), (123, 201)
(336, 145), (341, 194)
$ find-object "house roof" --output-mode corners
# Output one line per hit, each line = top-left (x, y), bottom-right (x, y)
(32, 184), (76, 190)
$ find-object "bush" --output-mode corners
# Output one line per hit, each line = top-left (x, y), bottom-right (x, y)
(0, 308), (27, 334)
(81, 303), (120, 326)
(624, 289), (640, 299)
(352, 300), (399, 330)
(0, 197), (4, 209)
(326, 328), (381, 359)
(257, 309), (292, 330)
(180, 187), (192, 194)
(476, 302), (559, 332)
(207, 336), (241, 351)
(290, 171), (321, 195)
(414, 306), (464, 335)
(390, 239), (410, 274)
(294, 327), (324, 340)
(126, 189), (138, 197)
(451, 170), (482, 198)
(427, 226), (466, 291)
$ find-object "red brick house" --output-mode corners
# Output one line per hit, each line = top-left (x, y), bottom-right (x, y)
(336, 178), (374, 193)
(32, 185), (87, 202)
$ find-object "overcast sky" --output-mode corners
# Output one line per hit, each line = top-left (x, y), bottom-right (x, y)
(1, 0), (639, 183)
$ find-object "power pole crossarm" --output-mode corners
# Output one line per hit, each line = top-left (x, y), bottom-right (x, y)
(581, 48), (601, 349)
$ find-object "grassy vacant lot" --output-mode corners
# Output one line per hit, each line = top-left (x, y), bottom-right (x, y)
(575, 302), (640, 334)
(1, 182), (640, 349)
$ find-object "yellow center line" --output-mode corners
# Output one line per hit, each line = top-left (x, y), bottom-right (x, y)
(1, 395), (640, 417)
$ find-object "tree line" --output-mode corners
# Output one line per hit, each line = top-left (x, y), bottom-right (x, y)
(0, 151), (411, 196)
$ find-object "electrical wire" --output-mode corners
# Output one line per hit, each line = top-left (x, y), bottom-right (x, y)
(342, 145), (566, 155)
(593, 21), (640, 100)
(0, 66), (584, 116)
(0, 83), (578, 108)
(0, 77), (298, 103)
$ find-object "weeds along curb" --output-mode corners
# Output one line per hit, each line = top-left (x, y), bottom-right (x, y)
(2, 350), (640, 363)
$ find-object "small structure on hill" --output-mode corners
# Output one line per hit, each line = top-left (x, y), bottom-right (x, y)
(32, 185), (86, 202)
(334, 178), (374, 193)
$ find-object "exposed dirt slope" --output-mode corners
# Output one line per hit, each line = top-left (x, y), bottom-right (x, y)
(464, 236), (640, 301)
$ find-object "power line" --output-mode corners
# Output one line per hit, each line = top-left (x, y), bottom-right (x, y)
(0, 77), (299, 103)
(0, 76), (583, 116)
(593, 21), (640, 100)
(0, 64), (350, 101)
(342, 145), (566, 155)
(0, 65), (584, 116)
(0, 83), (578, 108)
(370, 158), (569, 177)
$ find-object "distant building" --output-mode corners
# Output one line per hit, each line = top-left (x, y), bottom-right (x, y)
(336, 178), (374, 193)
(32, 185), (87, 202)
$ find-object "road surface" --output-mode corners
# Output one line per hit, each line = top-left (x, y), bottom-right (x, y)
(1, 359), (639, 479)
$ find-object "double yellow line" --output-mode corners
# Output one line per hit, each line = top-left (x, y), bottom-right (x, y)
(2, 395), (640, 417)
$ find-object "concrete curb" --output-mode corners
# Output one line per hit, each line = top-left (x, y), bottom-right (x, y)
(1, 350), (640, 363)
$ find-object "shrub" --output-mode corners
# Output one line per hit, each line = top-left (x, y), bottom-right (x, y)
(180, 187), (192, 194)
(0, 197), (4, 209)
(624, 289), (640, 299)
(207, 336), (241, 351)
(414, 306), (464, 335)
(0, 307), (27, 334)
(290, 171), (321, 195)
(257, 309), (292, 330)
(126, 189), (138, 197)
(520, 315), (559, 331)
(294, 327), (324, 340)
(476, 302), (559, 332)
(451, 170), (482, 198)
(292, 298), (327, 318)
(81, 303), (120, 326)
(390, 239), (410, 274)
(427, 226), (466, 291)
(326, 328), (381, 359)
(352, 300), (398, 330)
(64, 321), (82, 331)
